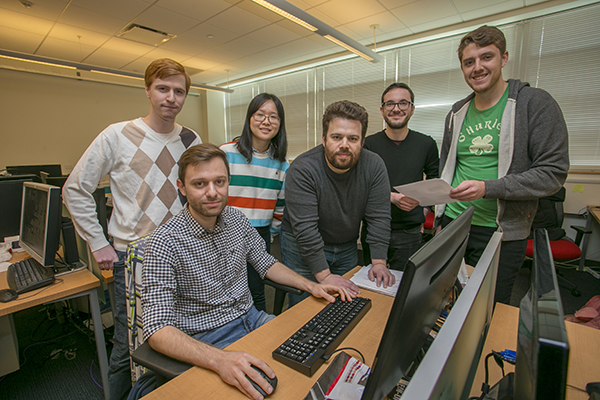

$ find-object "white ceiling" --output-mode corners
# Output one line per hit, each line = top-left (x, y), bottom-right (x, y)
(0, 0), (588, 88)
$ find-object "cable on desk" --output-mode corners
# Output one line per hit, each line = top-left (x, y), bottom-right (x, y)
(324, 347), (365, 364)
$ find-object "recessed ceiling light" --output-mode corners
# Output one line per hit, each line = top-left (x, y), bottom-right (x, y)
(19, 0), (33, 8)
(207, 34), (214, 39)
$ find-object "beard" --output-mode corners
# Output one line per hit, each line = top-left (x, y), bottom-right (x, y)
(383, 113), (410, 130)
(187, 196), (227, 220)
(324, 146), (361, 171)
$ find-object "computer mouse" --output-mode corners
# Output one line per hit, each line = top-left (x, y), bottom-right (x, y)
(246, 365), (277, 398)
(0, 289), (18, 303)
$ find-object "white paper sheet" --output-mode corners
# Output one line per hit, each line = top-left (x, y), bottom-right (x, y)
(393, 178), (458, 206)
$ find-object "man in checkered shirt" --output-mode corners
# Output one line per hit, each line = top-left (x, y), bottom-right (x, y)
(140, 144), (353, 400)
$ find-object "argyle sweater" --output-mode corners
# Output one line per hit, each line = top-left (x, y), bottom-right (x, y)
(220, 142), (288, 233)
(63, 118), (200, 252)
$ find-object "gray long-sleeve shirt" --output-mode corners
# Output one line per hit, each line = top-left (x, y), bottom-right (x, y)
(281, 145), (391, 274)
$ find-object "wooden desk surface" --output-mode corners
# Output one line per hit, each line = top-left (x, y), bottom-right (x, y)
(0, 256), (100, 317)
(142, 267), (395, 400)
(101, 269), (114, 284)
(469, 303), (600, 400)
(589, 205), (600, 225)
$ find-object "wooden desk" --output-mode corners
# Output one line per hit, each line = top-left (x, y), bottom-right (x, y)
(579, 205), (600, 271)
(469, 303), (600, 400)
(101, 269), (116, 316)
(142, 266), (395, 400)
(0, 256), (111, 400)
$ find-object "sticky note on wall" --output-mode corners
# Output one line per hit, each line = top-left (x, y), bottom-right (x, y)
(573, 184), (584, 193)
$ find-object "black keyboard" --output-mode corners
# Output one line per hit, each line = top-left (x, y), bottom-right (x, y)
(272, 296), (371, 376)
(7, 258), (55, 294)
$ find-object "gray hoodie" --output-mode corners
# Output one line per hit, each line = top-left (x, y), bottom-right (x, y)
(436, 79), (569, 241)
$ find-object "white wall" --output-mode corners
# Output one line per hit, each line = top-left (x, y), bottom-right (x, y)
(0, 69), (207, 173)
(206, 91), (227, 146)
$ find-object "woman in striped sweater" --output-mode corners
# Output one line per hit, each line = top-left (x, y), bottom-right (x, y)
(220, 93), (289, 311)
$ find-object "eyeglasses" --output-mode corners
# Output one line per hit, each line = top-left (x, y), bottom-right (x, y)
(382, 100), (414, 111)
(252, 113), (280, 124)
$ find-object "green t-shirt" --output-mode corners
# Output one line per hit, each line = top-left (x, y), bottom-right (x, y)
(446, 87), (509, 227)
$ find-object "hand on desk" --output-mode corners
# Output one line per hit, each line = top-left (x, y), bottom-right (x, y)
(369, 261), (395, 288)
(93, 245), (118, 270)
(208, 351), (275, 400)
(314, 270), (361, 298)
(306, 280), (356, 303)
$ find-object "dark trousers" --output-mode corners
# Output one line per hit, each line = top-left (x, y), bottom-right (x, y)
(441, 215), (526, 304)
(361, 224), (422, 271)
(247, 226), (271, 312)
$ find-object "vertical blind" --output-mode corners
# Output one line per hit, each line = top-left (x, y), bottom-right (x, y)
(225, 3), (600, 166)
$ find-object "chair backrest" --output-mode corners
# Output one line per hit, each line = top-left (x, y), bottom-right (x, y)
(125, 235), (150, 382)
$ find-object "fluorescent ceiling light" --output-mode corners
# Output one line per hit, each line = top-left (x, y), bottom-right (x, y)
(0, 54), (76, 70)
(91, 70), (144, 80)
(323, 35), (374, 62)
(250, 0), (381, 63)
(252, 0), (317, 31)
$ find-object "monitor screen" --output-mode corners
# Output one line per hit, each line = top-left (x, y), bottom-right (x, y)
(0, 178), (33, 240)
(513, 228), (569, 400)
(6, 164), (62, 178)
(19, 182), (62, 267)
(360, 206), (474, 400)
(399, 231), (502, 399)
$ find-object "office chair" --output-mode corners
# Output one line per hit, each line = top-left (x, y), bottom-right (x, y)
(524, 188), (591, 297)
(125, 235), (303, 386)
(422, 212), (435, 243)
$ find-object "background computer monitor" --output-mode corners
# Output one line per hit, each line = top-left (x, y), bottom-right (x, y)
(399, 231), (502, 399)
(360, 206), (474, 400)
(0, 178), (34, 240)
(513, 228), (570, 399)
(19, 182), (62, 267)
(6, 164), (62, 178)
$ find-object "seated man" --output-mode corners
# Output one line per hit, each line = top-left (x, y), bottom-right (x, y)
(137, 144), (352, 400)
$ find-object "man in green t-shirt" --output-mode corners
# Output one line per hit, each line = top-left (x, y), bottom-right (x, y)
(436, 25), (569, 304)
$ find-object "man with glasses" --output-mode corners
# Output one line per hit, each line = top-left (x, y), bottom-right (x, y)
(361, 83), (439, 271)
(281, 100), (396, 307)
(436, 25), (569, 304)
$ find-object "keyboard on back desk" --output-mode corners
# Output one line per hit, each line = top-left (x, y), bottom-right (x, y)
(7, 258), (55, 294)
(272, 296), (371, 377)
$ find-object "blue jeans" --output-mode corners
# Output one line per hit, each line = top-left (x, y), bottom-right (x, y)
(127, 307), (274, 400)
(280, 230), (357, 307)
(109, 250), (131, 400)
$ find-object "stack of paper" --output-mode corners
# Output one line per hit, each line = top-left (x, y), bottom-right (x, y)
(350, 265), (403, 297)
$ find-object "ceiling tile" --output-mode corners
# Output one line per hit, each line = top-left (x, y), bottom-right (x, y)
(314, 0), (386, 25)
(246, 23), (303, 46)
(0, 8), (54, 35)
(0, 26), (44, 54)
(0, 0), (69, 21)
(48, 24), (110, 47)
(378, 0), (419, 10)
(390, 0), (458, 27)
(219, 36), (271, 57)
(458, 0), (526, 20)
(198, 47), (243, 64)
(99, 37), (155, 56)
(236, 1), (287, 23)
(206, 5), (272, 36)
(452, 0), (514, 13)
(84, 48), (144, 69)
(36, 37), (97, 62)
(343, 10), (407, 38)
(132, 5), (200, 36)
(335, 25), (367, 42)
(409, 14), (463, 33)
(181, 56), (221, 71)
(143, 47), (192, 64)
(304, 7), (341, 27)
(71, 0), (150, 20)
(59, 5), (129, 36)
(153, 0), (232, 22)
(160, 23), (239, 55)
(190, 69), (226, 84)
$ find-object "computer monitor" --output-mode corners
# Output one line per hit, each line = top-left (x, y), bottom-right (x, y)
(19, 182), (63, 267)
(399, 231), (502, 399)
(513, 228), (569, 399)
(360, 206), (474, 400)
(6, 164), (62, 178)
(0, 178), (34, 240)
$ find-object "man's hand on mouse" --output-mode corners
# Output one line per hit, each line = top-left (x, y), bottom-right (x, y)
(208, 350), (275, 400)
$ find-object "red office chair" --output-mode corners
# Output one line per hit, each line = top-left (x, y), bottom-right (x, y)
(422, 212), (435, 242)
(525, 188), (591, 297)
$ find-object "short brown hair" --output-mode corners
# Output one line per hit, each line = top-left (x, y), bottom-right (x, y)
(322, 100), (369, 140)
(458, 25), (506, 62)
(178, 144), (230, 183)
(145, 58), (191, 94)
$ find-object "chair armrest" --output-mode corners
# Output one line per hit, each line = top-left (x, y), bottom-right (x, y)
(570, 225), (593, 246)
(132, 341), (192, 380)
(264, 279), (303, 295)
